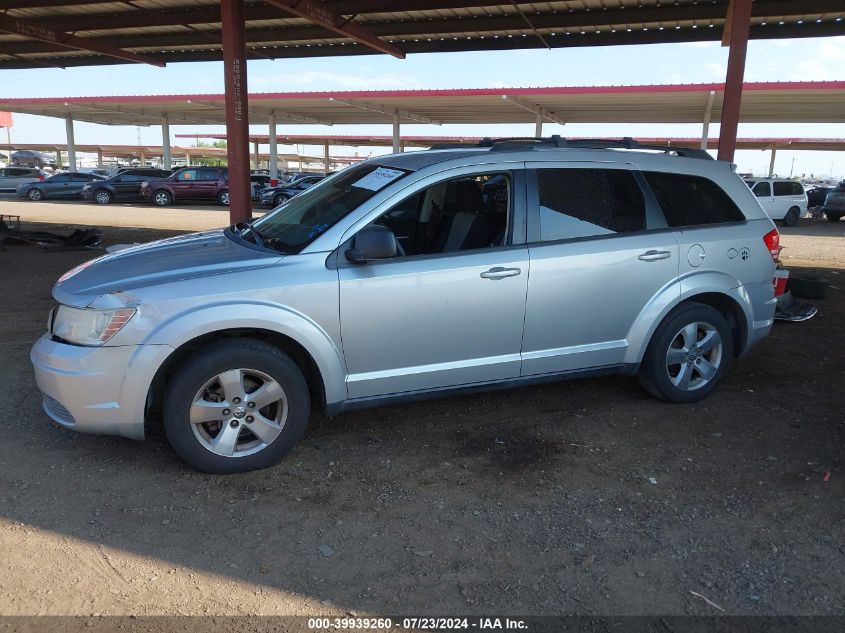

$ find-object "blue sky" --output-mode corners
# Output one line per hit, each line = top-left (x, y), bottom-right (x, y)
(3, 35), (844, 178)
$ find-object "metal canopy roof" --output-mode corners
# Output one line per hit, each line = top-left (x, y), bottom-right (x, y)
(174, 133), (845, 152)
(2, 82), (844, 126)
(0, 1), (843, 70)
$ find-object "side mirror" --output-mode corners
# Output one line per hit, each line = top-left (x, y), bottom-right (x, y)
(345, 225), (398, 264)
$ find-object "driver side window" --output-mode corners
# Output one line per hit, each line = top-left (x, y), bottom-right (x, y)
(372, 172), (510, 257)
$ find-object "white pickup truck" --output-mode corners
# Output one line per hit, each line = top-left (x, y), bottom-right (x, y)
(744, 178), (808, 227)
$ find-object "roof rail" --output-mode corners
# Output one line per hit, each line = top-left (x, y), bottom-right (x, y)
(429, 135), (713, 159)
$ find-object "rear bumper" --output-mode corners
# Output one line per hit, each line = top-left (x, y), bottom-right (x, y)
(30, 334), (173, 440)
(820, 206), (844, 216)
(741, 280), (776, 354)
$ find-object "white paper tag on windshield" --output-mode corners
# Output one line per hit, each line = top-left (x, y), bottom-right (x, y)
(351, 167), (404, 191)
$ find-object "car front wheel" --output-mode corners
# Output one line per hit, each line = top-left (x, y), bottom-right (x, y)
(27, 188), (43, 201)
(638, 303), (733, 404)
(94, 189), (112, 205)
(163, 339), (310, 473)
(218, 190), (230, 206)
(826, 213), (842, 222)
(153, 190), (172, 206)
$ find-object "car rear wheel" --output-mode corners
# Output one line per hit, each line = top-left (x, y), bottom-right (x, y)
(94, 189), (112, 205)
(826, 213), (842, 222)
(217, 190), (229, 206)
(153, 190), (172, 206)
(27, 188), (43, 201)
(782, 206), (800, 227)
(638, 303), (733, 404)
(163, 339), (310, 473)
(273, 194), (289, 207)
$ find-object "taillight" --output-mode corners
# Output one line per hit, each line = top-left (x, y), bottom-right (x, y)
(763, 229), (780, 263)
(38, 175), (45, 181)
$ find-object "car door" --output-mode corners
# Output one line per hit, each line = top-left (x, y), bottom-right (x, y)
(751, 181), (774, 217)
(338, 167), (529, 399)
(521, 162), (679, 375)
(0, 168), (10, 189)
(43, 174), (70, 197)
(194, 168), (219, 200)
(171, 168), (199, 199)
(111, 173), (137, 199)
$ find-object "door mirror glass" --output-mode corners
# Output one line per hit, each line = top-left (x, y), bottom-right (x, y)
(346, 225), (399, 263)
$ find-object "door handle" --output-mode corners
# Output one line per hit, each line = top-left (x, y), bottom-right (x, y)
(638, 250), (672, 262)
(480, 266), (521, 280)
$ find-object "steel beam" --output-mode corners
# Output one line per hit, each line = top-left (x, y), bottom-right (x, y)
(161, 114), (171, 169)
(65, 115), (76, 171)
(768, 146), (778, 176)
(717, 0), (752, 162)
(0, 13), (164, 67)
(323, 140), (330, 174)
(502, 95), (565, 125)
(328, 98), (441, 125)
(534, 112), (543, 138)
(392, 113), (401, 153)
(268, 113), (279, 182)
(263, 0), (405, 58)
(221, 0), (252, 223)
(701, 90), (716, 150)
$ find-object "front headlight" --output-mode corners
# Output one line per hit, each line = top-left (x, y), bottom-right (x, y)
(51, 305), (136, 346)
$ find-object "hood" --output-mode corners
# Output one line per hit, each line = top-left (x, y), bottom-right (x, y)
(53, 230), (282, 307)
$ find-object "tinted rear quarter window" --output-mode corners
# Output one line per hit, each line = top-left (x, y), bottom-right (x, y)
(773, 181), (791, 196)
(643, 171), (745, 227)
(536, 168), (646, 241)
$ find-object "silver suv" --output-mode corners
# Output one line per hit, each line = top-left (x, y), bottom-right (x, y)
(31, 138), (779, 473)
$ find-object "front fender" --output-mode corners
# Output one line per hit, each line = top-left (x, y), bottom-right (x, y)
(623, 271), (752, 365)
(142, 301), (348, 405)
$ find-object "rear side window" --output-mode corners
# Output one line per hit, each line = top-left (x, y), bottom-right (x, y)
(198, 168), (220, 181)
(774, 181), (790, 196)
(752, 181), (771, 197)
(643, 171), (744, 227)
(536, 168), (645, 241)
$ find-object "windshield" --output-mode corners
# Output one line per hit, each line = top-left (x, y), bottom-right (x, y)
(246, 164), (410, 253)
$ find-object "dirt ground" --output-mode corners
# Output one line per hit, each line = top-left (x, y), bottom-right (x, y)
(0, 198), (843, 617)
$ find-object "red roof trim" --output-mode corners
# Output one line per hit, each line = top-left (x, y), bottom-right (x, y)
(3, 81), (844, 105)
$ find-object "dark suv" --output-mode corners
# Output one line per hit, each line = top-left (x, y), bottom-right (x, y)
(82, 168), (173, 204)
(140, 167), (229, 206)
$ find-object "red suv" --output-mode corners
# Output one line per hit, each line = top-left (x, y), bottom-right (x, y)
(140, 167), (229, 206)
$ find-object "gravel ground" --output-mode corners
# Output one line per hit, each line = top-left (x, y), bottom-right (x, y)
(0, 199), (843, 617)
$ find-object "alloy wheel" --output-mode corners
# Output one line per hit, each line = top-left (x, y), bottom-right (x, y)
(189, 368), (288, 458)
(665, 321), (723, 391)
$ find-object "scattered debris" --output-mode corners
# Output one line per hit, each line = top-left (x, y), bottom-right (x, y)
(317, 544), (335, 557)
(648, 477), (658, 485)
(823, 472), (831, 482)
(413, 549), (434, 558)
(1, 219), (102, 251)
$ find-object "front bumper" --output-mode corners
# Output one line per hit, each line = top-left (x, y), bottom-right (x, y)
(30, 334), (173, 440)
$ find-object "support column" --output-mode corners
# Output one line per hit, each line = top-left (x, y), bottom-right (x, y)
(717, 0), (752, 162)
(535, 112), (543, 138)
(65, 115), (76, 171)
(185, 150), (191, 166)
(56, 150), (62, 167)
(96, 148), (103, 167)
(161, 114), (171, 169)
(253, 140), (259, 170)
(768, 146), (777, 177)
(221, 0), (252, 223)
(140, 148), (146, 166)
(268, 112), (278, 182)
(701, 90), (715, 150)
(392, 112), (401, 153)
(323, 140), (330, 175)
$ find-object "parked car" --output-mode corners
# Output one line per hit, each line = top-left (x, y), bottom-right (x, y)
(78, 167), (112, 178)
(250, 173), (272, 200)
(258, 174), (325, 207)
(81, 168), (173, 204)
(806, 186), (833, 208)
(140, 166), (229, 206)
(744, 178), (808, 226)
(10, 149), (55, 169)
(16, 172), (105, 200)
(820, 182), (845, 222)
(0, 166), (45, 191)
(31, 139), (779, 473)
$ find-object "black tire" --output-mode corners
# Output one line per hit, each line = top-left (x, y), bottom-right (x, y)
(93, 189), (112, 205)
(163, 339), (310, 474)
(153, 189), (172, 207)
(273, 194), (289, 207)
(638, 302), (733, 404)
(27, 188), (43, 201)
(786, 276), (828, 301)
(826, 213), (842, 222)
(782, 207), (800, 227)
(217, 190), (230, 206)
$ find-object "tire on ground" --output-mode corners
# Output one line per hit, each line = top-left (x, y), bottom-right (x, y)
(786, 276), (828, 301)
(162, 339), (310, 474)
(638, 302), (733, 404)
